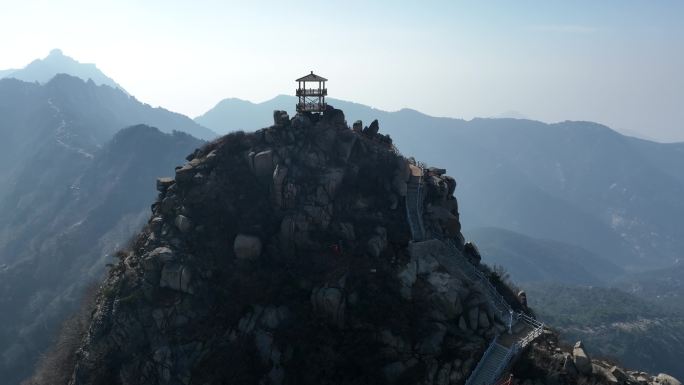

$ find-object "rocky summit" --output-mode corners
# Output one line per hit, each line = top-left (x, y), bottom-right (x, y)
(27, 107), (679, 385)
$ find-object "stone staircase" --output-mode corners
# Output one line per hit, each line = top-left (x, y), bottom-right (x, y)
(404, 164), (544, 385)
(406, 173), (426, 241)
(466, 340), (512, 385)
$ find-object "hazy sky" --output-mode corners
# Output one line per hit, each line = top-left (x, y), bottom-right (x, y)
(1, 0), (683, 141)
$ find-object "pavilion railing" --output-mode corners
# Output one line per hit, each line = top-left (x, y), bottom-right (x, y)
(296, 88), (328, 96)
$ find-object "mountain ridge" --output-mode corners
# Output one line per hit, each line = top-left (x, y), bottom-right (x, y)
(0, 124), (204, 385)
(0, 49), (125, 91)
(0, 73), (215, 383)
(466, 227), (623, 285)
(195, 96), (684, 271)
(196, 94), (684, 145)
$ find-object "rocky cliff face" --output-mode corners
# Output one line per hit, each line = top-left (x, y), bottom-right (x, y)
(26, 108), (679, 385)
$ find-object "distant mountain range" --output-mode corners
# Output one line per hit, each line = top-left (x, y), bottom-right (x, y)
(467, 227), (622, 285)
(196, 95), (684, 272)
(0, 49), (124, 91)
(0, 73), (215, 162)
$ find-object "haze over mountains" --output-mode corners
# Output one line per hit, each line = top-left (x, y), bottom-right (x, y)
(0, 49), (123, 91)
(526, 284), (684, 378)
(0, 51), (683, 383)
(198, 95), (684, 271)
(0, 71), (208, 383)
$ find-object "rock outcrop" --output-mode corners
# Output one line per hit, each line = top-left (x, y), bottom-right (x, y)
(573, 340), (593, 375)
(41, 107), (505, 385)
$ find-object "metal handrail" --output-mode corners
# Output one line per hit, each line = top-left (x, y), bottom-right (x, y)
(517, 312), (543, 329)
(415, 178), (426, 239)
(406, 168), (426, 241)
(443, 238), (513, 326)
(296, 88), (327, 96)
(515, 314), (544, 350)
(405, 193), (418, 241)
(515, 312), (544, 349)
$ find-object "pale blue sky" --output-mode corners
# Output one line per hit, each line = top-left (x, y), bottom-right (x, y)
(1, 0), (683, 141)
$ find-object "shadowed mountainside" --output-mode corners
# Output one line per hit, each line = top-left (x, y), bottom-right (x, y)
(0, 125), (203, 385)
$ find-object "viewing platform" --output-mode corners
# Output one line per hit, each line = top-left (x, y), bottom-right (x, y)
(296, 71), (327, 113)
(296, 88), (328, 97)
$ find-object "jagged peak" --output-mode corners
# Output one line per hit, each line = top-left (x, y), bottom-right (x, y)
(48, 48), (64, 57)
(1, 49), (126, 92)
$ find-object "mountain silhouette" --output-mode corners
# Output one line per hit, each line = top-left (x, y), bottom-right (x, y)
(0, 49), (124, 91)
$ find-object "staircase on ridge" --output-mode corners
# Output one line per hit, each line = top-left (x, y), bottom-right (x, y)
(466, 342), (511, 385)
(404, 163), (545, 385)
(406, 171), (426, 241)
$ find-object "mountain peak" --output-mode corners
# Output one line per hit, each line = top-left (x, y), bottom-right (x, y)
(34, 108), (491, 384)
(0, 49), (125, 92)
(48, 48), (64, 57)
(28, 107), (659, 385)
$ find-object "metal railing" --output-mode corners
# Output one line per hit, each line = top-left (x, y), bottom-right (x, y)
(517, 312), (543, 329)
(406, 169), (426, 241)
(405, 195), (420, 241)
(515, 313), (544, 349)
(414, 179), (425, 239)
(443, 238), (514, 329)
(296, 88), (327, 96)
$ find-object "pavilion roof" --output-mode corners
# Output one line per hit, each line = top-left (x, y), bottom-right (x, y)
(296, 71), (327, 82)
